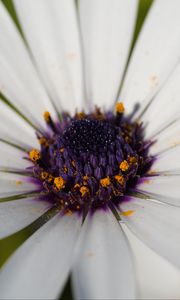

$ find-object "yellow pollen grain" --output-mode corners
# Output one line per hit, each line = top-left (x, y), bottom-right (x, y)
(65, 209), (73, 216)
(29, 149), (41, 162)
(128, 156), (137, 164)
(60, 148), (64, 153)
(54, 177), (65, 191)
(80, 186), (89, 196)
(74, 183), (81, 189)
(71, 160), (75, 167)
(116, 102), (125, 113)
(47, 174), (54, 183)
(76, 112), (85, 119)
(43, 111), (51, 122)
(114, 175), (124, 185)
(119, 160), (129, 172)
(100, 177), (111, 187)
(121, 210), (135, 217)
(15, 180), (23, 186)
(63, 166), (68, 173)
(40, 171), (49, 180)
(83, 175), (89, 181)
(39, 137), (48, 147)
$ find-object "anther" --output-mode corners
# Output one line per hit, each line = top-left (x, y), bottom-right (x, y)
(100, 177), (111, 187)
(43, 111), (57, 133)
(39, 137), (48, 148)
(116, 102), (125, 114)
(40, 171), (49, 180)
(119, 160), (129, 172)
(29, 149), (41, 162)
(54, 177), (65, 191)
(114, 175), (125, 185)
(80, 186), (89, 196)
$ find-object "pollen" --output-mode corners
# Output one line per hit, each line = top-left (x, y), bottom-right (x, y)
(15, 180), (23, 186)
(47, 174), (54, 183)
(76, 112), (85, 119)
(80, 186), (89, 196)
(54, 177), (65, 191)
(60, 148), (64, 153)
(114, 175), (125, 186)
(120, 160), (129, 172)
(100, 177), (111, 187)
(29, 149), (41, 162)
(121, 210), (135, 217)
(39, 137), (48, 147)
(128, 156), (137, 164)
(43, 111), (51, 122)
(116, 102), (125, 113)
(40, 171), (49, 180)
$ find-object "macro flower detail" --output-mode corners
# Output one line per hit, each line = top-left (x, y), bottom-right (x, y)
(28, 107), (152, 213)
(1, 0), (180, 299)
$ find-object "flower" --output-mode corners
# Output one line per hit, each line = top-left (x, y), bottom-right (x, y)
(0, 0), (180, 299)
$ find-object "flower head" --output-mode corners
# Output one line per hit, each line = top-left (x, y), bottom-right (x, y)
(0, 0), (180, 299)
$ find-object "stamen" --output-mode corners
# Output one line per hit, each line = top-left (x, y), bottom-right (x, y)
(29, 103), (153, 213)
(100, 177), (111, 187)
(29, 149), (41, 162)
(114, 175), (125, 186)
(116, 102), (125, 114)
(40, 171), (49, 180)
(54, 177), (66, 191)
(80, 186), (89, 196)
(43, 111), (57, 133)
(119, 160), (129, 172)
(39, 137), (48, 148)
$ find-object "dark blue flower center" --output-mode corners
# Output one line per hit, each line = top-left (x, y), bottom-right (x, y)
(29, 106), (153, 213)
(62, 119), (115, 154)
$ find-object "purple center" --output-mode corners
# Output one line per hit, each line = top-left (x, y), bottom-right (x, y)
(29, 107), (153, 213)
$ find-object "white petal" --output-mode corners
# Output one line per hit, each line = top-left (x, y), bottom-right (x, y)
(149, 146), (180, 173)
(0, 173), (37, 198)
(0, 101), (38, 148)
(0, 141), (31, 170)
(0, 213), (81, 299)
(72, 210), (136, 299)
(119, 0), (180, 117)
(120, 197), (180, 269)
(123, 224), (180, 300)
(14, 0), (85, 114)
(148, 117), (180, 156)
(0, 196), (49, 239)
(143, 63), (180, 139)
(136, 176), (180, 207)
(0, 2), (56, 130)
(78, 0), (138, 109)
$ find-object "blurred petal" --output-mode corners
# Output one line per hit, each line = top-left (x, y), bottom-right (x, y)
(0, 213), (81, 299)
(150, 146), (180, 173)
(0, 2), (56, 130)
(72, 210), (136, 299)
(0, 141), (31, 170)
(142, 62), (180, 139)
(14, 0), (85, 114)
(123, 224), (180, 300)
(0, 173), (37, 198)
(148, 117), (180, 156)
(0, 101), (38, 148)
(119, 0), (180, 117)
(136, 176), (180, 207)
(78, 0), (138, 109)
(0, 196), (49, 239)
(120, 197), (180, 269)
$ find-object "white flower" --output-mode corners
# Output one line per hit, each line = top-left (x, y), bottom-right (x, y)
(0, 0), (180, 299)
